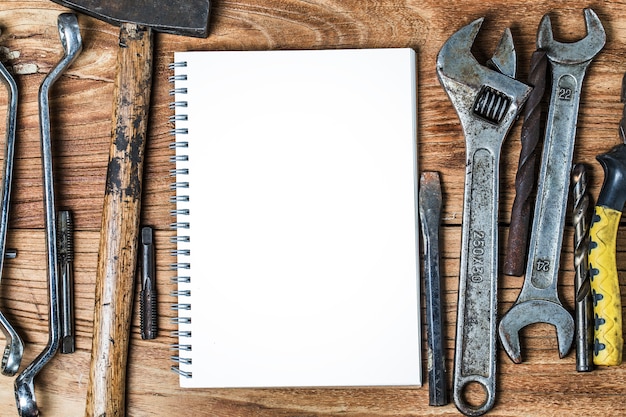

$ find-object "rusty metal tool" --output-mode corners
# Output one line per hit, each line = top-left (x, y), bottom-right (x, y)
(57, 209), (75, 354)
(437, 19), (531, 416)
(419, 172), (447, 406)
(140, 226), (157, 340)
(499, 9), (605, 364)
(0, 40), (23, 377)
(504, 50), (548, 277)
(588, 72), (626, 366)
(14, 13), (82, 417)
(48, 1), (211, 415)
(571, 163), (593, 372)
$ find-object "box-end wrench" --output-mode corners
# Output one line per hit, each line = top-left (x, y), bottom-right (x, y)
(14, 13), (82, 417)
(499, 9), (605, 364)
(437, 19), (531, 416)
(0, 50), (23, 376)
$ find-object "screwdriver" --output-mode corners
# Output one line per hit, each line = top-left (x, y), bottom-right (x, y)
(418, 172), (448, 406)
(588, 73), (626, 366)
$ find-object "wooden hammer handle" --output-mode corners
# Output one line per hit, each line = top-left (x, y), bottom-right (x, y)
(86, 23), (153, 417)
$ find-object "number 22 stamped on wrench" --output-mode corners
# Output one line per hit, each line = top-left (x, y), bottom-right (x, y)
(499, 9), (605, 364)
(437, 19), (531, 416)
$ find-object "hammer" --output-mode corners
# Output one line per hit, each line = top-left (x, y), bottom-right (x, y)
(49, 1), (211, 416)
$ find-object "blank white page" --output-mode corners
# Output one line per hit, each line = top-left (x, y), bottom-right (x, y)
(172, 48), (420, 388)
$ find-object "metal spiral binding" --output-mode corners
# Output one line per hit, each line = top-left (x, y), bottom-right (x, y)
(169, 60), (192, 378)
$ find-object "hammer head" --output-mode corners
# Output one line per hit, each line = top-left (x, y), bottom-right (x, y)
(51, 0), (211, 37)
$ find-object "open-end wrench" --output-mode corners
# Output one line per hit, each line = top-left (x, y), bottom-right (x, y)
(437, 19), (531, 416)
(14, 13), (82, 417)
(498, 9), (605, 364)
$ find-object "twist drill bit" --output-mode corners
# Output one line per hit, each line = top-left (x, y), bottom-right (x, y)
(140, 226), (158, 340)
(616, 71), (626, 145)
(571, 163), (593, 371)
(58, 210), (75, 354)
(504, 50), (548, 276)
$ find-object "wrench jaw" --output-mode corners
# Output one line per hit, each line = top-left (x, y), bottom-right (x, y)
(498, 300), (575, 363)
(436, 19), (532, 147)
(537, 9), (606, 65)
(488, 28), (517, 79)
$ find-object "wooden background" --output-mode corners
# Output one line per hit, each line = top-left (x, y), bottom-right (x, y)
(0, 0), (624, 416)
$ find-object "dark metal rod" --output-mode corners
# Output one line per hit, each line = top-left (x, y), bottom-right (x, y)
(419, 172), (448, 406)
(571, 163), (593, 372)
(504, 50), (548, 276)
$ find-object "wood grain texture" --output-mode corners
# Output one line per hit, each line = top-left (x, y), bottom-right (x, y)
(0, 0), (623, 416)
(86, 22), (153, 417)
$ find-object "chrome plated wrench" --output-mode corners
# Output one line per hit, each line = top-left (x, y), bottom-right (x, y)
(499, 8), (605, 364)
(437, 19), (531, 416)
(14, 13), (82, 417)
(0, 48), (23, 376)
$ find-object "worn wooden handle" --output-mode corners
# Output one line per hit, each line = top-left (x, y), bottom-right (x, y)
(85, 23), (153, 417)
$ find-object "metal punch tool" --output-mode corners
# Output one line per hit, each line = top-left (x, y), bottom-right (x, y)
(0, 36), (24, 377)
(14, 13), (82, 417)
(437, 19), (531, 416)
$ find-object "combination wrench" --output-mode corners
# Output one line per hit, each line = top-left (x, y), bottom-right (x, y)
(437, 19), (531, 416)
(499, 8), (605, 364)
(14, 13), (82, 417)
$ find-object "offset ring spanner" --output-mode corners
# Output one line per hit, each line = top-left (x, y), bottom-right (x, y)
(0, 41), (24, 377)
(499, 9), (605, 364)
(14, 13), (82, 417)
(437, 19), (531, 416)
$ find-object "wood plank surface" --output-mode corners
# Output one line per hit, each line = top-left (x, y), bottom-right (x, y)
(0, 0), (624, 416)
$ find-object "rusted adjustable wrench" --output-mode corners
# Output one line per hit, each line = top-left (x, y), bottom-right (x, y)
(437, 19), (531, 416)
(499, 9), (605, 364)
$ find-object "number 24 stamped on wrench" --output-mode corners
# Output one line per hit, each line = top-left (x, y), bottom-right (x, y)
(499, 8), (605, 364)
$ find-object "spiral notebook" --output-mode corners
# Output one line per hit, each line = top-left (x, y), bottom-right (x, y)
(169, 48), (420, 388)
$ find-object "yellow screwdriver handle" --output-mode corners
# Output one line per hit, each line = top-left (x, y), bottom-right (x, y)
(588, 205), (623, 365)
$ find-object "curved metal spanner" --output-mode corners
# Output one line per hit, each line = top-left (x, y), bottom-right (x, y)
(0, 40), (24, 377)
(14, 13), (82, 417)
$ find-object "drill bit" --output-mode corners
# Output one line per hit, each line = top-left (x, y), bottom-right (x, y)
(504, 50), (548, 276)
(619, 73), (626, 143)
(58, 210), (75, 354)
(571, 164), (593, 371)
(140, 226), (158, 340)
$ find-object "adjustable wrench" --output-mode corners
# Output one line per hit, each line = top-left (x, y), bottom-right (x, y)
(499, 8), (605, 364)
(437, 19), (531, 416)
